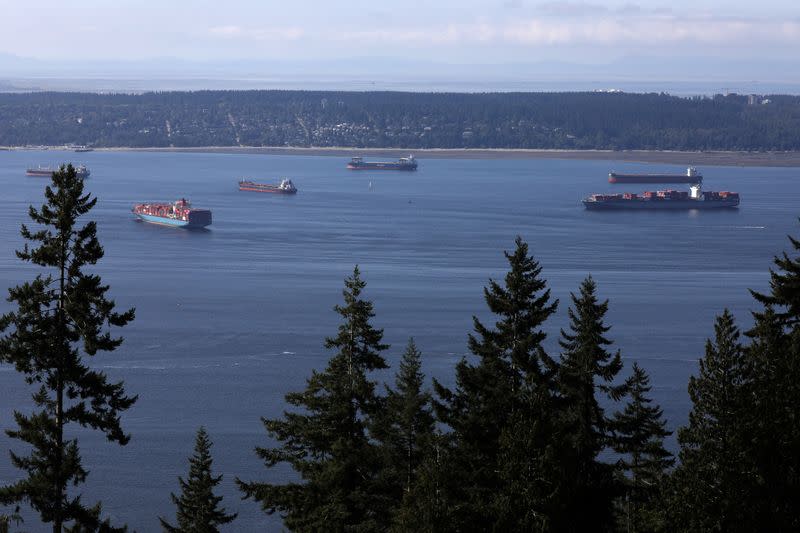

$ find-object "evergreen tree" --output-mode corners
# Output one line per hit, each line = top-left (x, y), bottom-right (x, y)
(494, 377), (565, 532)
(160, 427), (237, 533)
(750, 229), (800, 326)
(0, 164), (136, 532)
(237, 266), (389, 532)
(746, 229), (800, 530)
(555, 276), (625, 532)
(433, 236), (558, 529)
(391, 431), (456, 533)
(666, 310), (758, 532)
(373, 338), (435, 526)
(612, 362), (673, 533)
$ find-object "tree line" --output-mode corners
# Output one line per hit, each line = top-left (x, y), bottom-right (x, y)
(1, 91), (800, 151)
(1, 167), (800, 531)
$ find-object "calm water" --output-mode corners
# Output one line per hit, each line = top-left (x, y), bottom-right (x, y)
(0, 150), (797, 531)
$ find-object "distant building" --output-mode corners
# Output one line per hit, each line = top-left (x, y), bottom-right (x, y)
(748, 94), (760, 105)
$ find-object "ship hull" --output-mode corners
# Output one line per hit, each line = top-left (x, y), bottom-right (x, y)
(134, 213), (211, 228)
(239, 186), (296, 194)
(609, 175), (700, 184)
(27, 169), (91, 178)
(347, 163), (417, 171)
(584, 199), (739, 210)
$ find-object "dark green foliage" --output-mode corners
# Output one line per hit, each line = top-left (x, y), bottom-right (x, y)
(744, 311), (800, 528)
(237, 266), (389, 532)
(1, 91), (799, 150)
(612, 363), (673, 533)
(390, 430), (459, 533)
(373, 338), (435, 528)
(750, 230), (800, 325)
(160, 427), (237, 533)
(0, 164), (135, 532)
(666, 310), (757, 532)
(555, 276), (625, 532)
(494, 378), (565, 532)
(433, 236), (558, 529)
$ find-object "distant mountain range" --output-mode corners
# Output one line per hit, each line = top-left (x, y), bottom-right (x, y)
(1, 53), (799, 95)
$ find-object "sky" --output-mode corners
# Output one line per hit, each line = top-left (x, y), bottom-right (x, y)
(1, 0), (799, 88)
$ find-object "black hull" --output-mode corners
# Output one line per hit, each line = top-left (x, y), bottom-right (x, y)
(583, 200), (739, 210)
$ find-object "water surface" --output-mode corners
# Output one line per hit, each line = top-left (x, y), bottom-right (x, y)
(0, 150), (796, 531)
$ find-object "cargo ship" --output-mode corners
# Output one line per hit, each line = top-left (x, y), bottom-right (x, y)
(26, 164), (91, 179)
(132, 198), (212, 228)
(583, 184), (739, 210)
(347, 155), (418, 171)
(238, 178), (297, 194)
(609, 167), (702, 184)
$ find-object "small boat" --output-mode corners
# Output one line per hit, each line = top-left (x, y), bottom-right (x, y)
(74, 146), (94, 153)
(238, 178), (298, 194)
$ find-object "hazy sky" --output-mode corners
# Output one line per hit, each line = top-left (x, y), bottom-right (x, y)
(2, 0), (798, 64)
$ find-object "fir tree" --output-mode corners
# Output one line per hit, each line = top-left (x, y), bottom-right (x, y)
(745, 229), (800, 530)
(433, 236), (558, 529)
(494, 377), (565, 532)
(237, 266), (389, 532)
(555, 275), (625, 532)
(612, 362), (673, 533)
(391, 431), (456, 533)
(373, 338), (435, 526)
(750, 228), (800, 326)
(160, 427), (237, 533)
(0, 164), (136, 532)
(666, 310), (759, 532)
(744, 311), (800, 530)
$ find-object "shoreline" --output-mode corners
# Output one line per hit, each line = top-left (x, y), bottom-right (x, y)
(6, 145), (800, 167)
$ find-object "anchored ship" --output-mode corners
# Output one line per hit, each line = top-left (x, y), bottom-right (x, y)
(584, 184), (739, 210)
(238, 178), (297, 194)
(26, 164), (91, 179)
(132, 198), (212, 228)
(609, 167), (702, 184)
(347, 155), (418, 171)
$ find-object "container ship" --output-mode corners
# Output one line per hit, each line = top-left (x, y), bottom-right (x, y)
(26, 164), (91, 179)
(132, 198), (212, 228)
(583, 184), (739, 210)
(347, 155), (418, 171)
(609, 167), (701, 184)
(238, 178), (297, 194)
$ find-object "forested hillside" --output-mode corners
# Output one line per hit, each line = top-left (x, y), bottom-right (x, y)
(1, 90), (799, 150)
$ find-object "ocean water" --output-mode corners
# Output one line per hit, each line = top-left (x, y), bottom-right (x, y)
(0, 150), (797, 531)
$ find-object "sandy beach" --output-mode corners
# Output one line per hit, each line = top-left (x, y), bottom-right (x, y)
(4, 145), (800, 167)
(92, 146), (800, 167)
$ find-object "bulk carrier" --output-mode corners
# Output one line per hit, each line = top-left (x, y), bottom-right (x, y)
(347, 155), (418, 171)
(583, 184), (739, 210)
(26, 164), (91, 179)
(609, 167), (701, 184)
(132, 198), (212, 228)
(238, 178), (297, 194)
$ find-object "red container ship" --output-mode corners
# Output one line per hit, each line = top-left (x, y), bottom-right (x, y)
(238, 178), (297, 194)
(132, 198), (212, 228)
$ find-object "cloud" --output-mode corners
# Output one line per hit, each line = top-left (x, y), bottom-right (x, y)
(209, 25), (304, 41)
(205, 12), (800, 51)
(537, 1), (609, 17)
